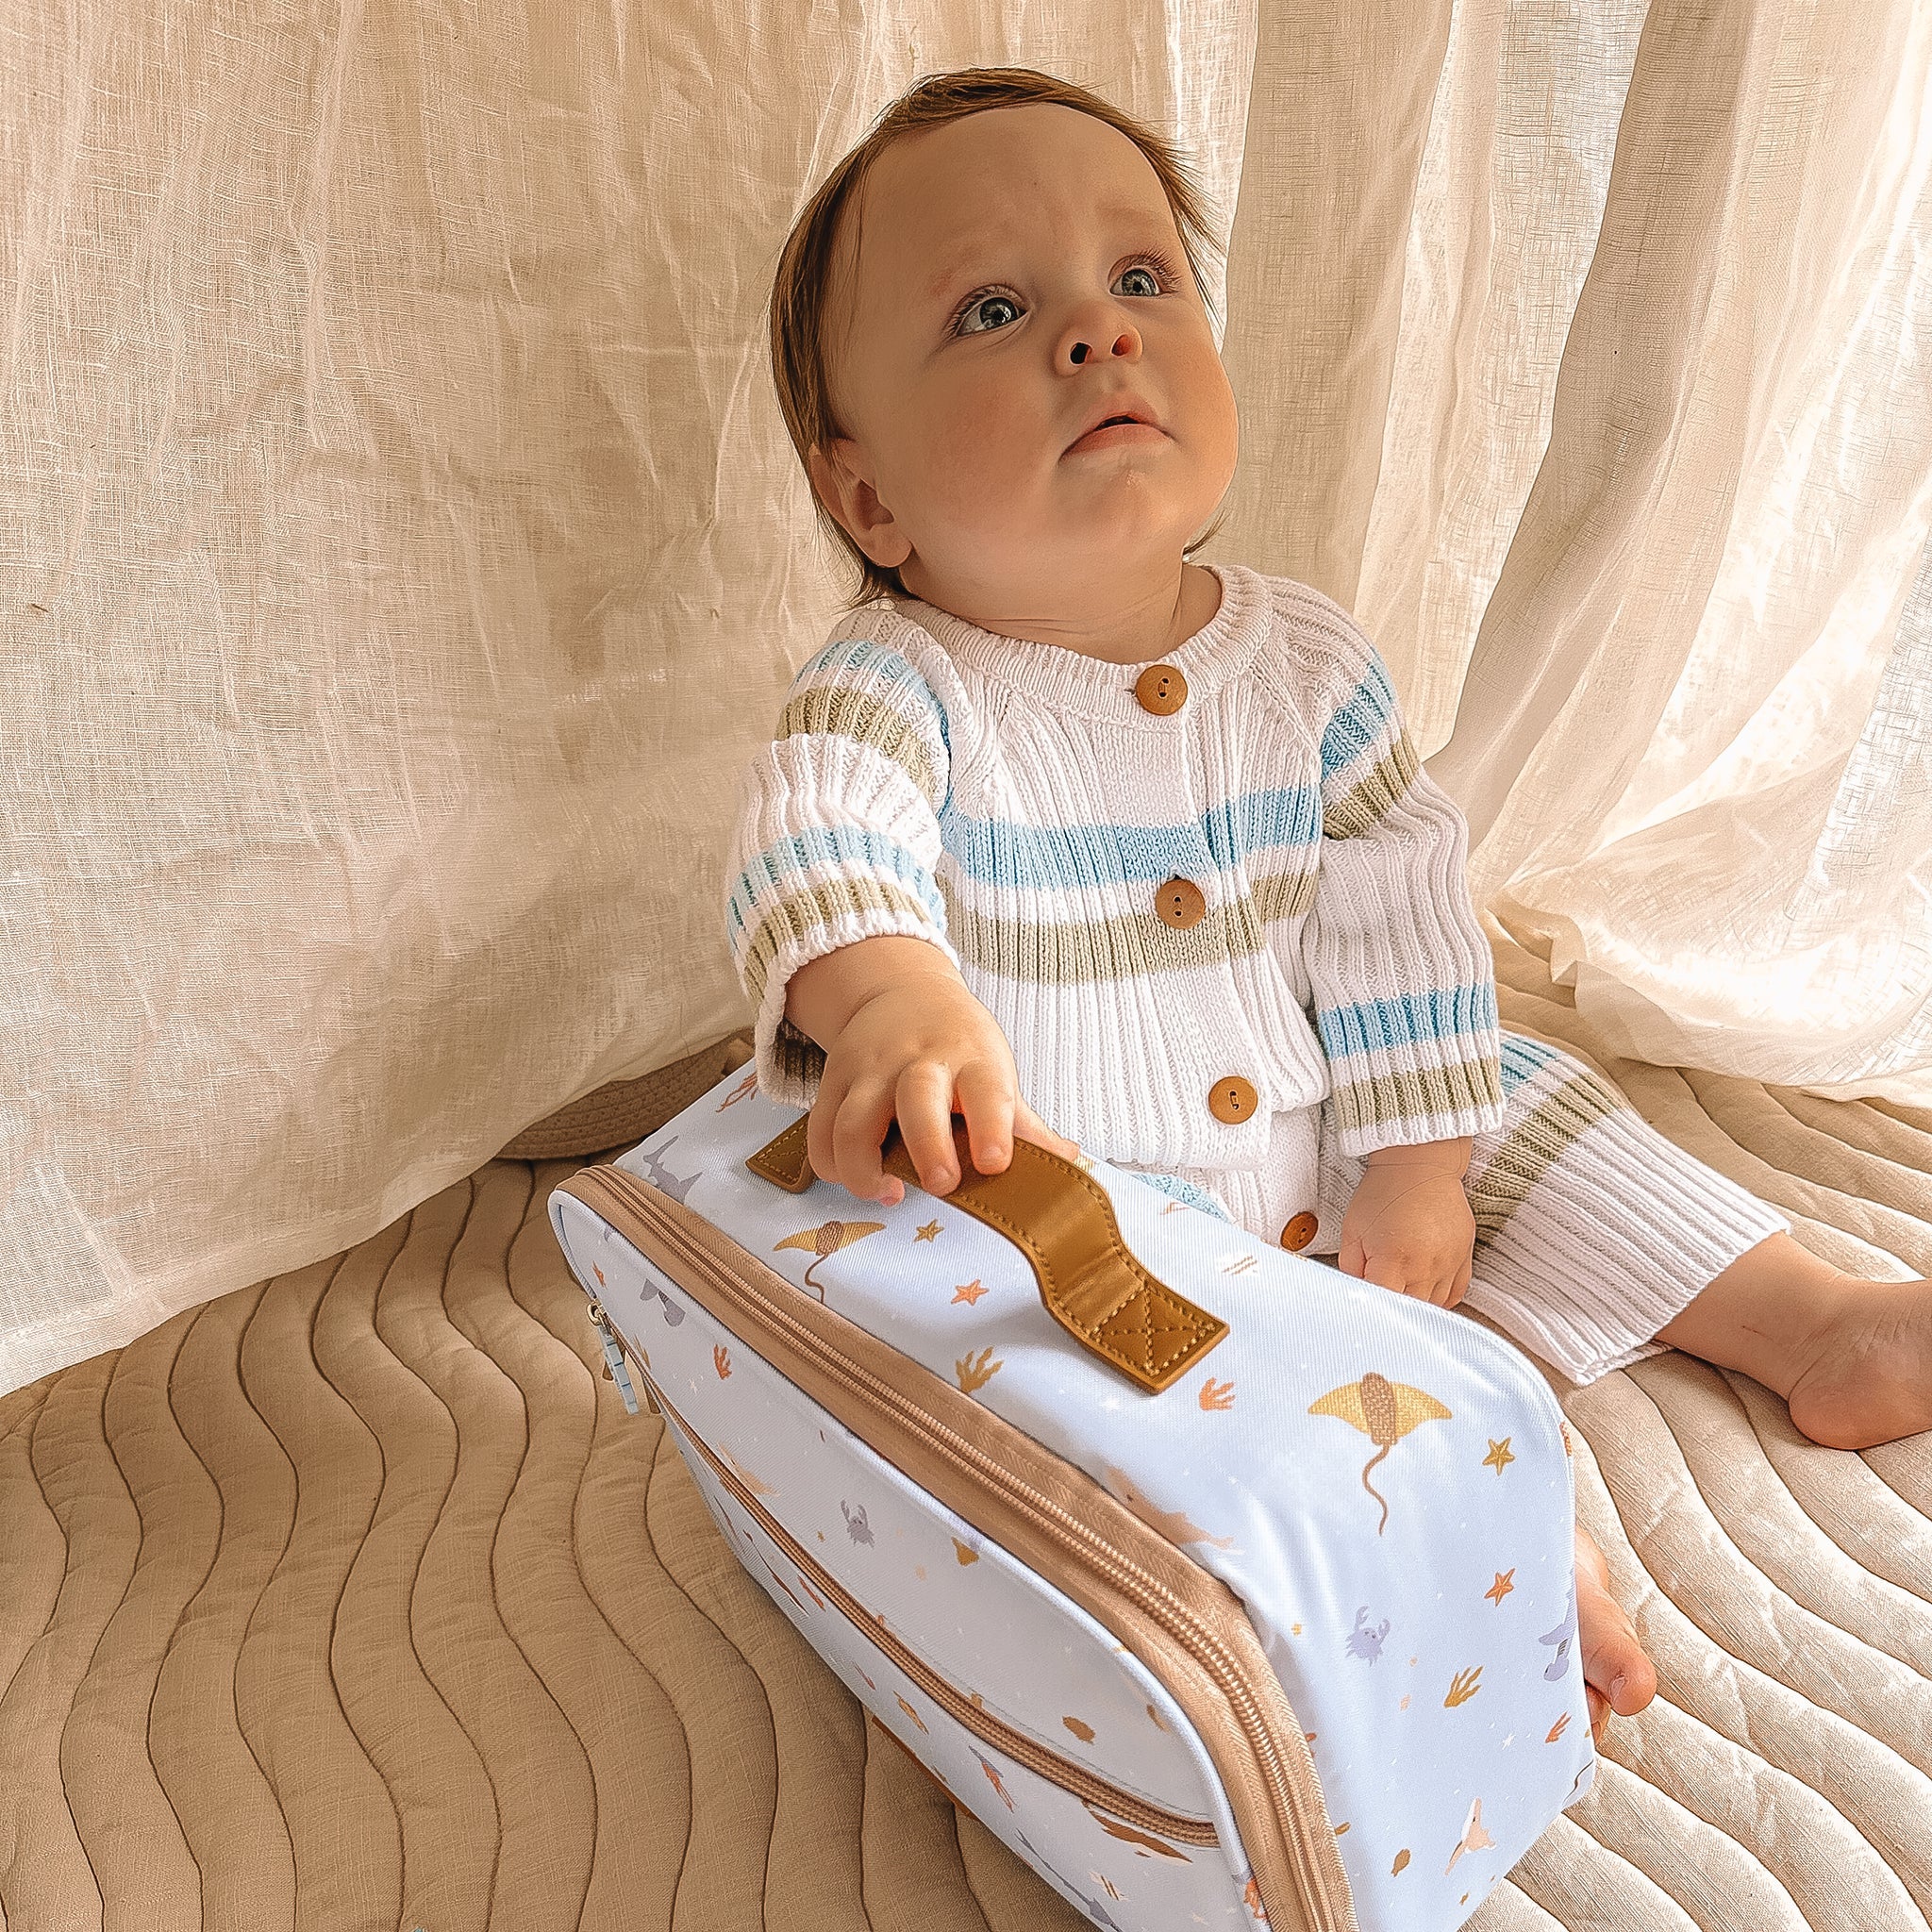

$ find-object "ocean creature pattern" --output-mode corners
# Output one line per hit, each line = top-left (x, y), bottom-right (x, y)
(1444, 1795), (1495, 1874)
(635, 1136), (703, 1204)
(1102, 1466), (1236, 1551)
(564, 1070), (1597, 1932)
(772, 1217), (887, 1297)
(1540, 1587), (1578, 1679)
(1344, 1607), (1391, 1663)
(1307, 1372), (1453, 1535)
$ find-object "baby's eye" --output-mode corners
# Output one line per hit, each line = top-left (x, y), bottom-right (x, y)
(957, 291), (1023, 337)
(952, 256), (1174, 338)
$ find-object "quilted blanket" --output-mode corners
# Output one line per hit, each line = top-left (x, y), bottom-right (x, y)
(3, 939), (1929, 1930)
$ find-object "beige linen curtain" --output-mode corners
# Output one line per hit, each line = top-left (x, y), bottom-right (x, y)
(6, 0), (1928, 1392)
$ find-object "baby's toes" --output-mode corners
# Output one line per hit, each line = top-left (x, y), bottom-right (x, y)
(1574, 1558), (1657, 1722)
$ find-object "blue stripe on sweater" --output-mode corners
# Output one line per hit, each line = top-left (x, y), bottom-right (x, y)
(726, 824), (949, 941)
(1500, 1032), (1561, 1094)
(1127, 1169), (1234, 1222)
(941, 785), (1323, 888)
(1313, 981), (1500, 1061)
(1319, 655), (1399, 783)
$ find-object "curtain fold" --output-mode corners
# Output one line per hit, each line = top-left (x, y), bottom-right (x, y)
(6, 0), (1928, 1390)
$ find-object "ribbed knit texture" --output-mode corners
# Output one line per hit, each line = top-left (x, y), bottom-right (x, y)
(724, 562), (1507, 1171)
(723, 569), (1794, 1385)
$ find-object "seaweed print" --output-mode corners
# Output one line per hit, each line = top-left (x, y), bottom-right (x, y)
(714, 1070), (758, 1109)
(841, 1500), (874, 1546)
(1344, 1607), (1391, 1663)
(773, 1218), (886, 1298)
(1307, 1372), (1453, 1535)
(636, 1137), (702, 1204)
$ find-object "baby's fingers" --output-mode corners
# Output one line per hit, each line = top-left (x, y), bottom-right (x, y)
(830, 1084), (902, 1206)
(895, 1063), (963, 1196)
(953, 1058), (1019, 1176)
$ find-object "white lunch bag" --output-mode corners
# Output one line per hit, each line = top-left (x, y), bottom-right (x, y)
(548, 1064), (1594, 1932)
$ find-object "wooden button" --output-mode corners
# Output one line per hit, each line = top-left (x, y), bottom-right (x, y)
(1280, 1211), (1319, 1253)
(1133, 663), (1188, 715)
(1155, 877), (1206, 929)
(1208, 1076), (1258, 1124)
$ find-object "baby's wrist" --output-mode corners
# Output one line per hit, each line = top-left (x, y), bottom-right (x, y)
(1360, 1135), (1473, 1178)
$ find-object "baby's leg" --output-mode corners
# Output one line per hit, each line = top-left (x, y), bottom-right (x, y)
(1655, 1233), (1932, 1450)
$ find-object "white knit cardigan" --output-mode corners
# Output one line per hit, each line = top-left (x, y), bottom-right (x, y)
(724, 561), (1507, 1177)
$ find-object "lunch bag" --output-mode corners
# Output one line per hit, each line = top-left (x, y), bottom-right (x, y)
(548, 1064), (1595, 1932)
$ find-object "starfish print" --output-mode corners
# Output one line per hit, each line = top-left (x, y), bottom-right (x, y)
(1483, 1437), (1516, 1474)
(1485, 1569), (1516, 1606)
(951, 1278), (988, 1305)
(914, 1218), (941, 1242)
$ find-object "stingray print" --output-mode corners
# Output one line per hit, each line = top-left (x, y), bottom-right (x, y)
(1307, 1372), (1453, 1535)
(1344, 1607), (1391, 1663)
(635, 1136), (702, 1204)
(841, 1500), (874, 1546)
(773, 1217), (887, 1297)
(1541, 1586), (1577, 1679)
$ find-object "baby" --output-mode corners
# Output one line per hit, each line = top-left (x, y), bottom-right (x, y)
(729, 67), (1932, 1753)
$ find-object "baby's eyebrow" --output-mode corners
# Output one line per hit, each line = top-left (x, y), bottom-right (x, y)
(924, 206), (1174, 301)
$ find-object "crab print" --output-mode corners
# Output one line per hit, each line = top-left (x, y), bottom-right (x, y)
(1344, 1607), (1391, 1663)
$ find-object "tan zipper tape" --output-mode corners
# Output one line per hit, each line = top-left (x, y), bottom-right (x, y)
(643, 1364), (1219, 1844)
(558, 1164), (1357, 1932)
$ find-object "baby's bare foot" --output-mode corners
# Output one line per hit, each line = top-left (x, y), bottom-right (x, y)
(1786, 1277), (1932, 1451)
(1574, 1524), (1656, 1745)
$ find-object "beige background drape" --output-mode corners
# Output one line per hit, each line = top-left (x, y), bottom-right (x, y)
(7, 0), (1928, 1393)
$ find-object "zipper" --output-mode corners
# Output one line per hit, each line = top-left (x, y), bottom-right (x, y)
(635, 1356), (1218, 1845)
(568, 1162), (1340, 1931)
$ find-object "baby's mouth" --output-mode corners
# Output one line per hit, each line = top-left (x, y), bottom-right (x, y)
(1065, 415), (1167, 456)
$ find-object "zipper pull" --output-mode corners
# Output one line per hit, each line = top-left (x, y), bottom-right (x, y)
(587, 1300), (645, 1416)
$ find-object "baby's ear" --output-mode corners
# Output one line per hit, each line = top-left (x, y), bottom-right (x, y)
(810, 439), (909, 568)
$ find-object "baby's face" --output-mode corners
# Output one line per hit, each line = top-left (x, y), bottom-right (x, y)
(809, 103), (1239, 630)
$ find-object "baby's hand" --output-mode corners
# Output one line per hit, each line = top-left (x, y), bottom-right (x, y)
(1338, 1151), (1475, 1308)
(806, 969), (1076, 1208)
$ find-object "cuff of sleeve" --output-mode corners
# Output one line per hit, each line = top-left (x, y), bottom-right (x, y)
(750, 918), (962, 1113)
(1327, 1052), (1507, 1159)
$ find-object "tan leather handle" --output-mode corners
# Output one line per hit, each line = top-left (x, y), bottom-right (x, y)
(743, 1114), (1228, 1394)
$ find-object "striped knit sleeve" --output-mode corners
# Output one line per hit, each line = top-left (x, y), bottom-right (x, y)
(724, 630), (963, 1110)
(1299, 618), (1506, 1157)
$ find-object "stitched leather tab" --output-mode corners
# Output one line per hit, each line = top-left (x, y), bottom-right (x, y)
(743, 1115), (1227, 1393)
(743, 1113), (815, 1192)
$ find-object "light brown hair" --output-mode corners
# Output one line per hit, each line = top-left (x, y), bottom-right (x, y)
(768, 67), (1232, 612)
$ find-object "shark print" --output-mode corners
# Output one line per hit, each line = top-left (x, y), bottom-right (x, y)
(635, 1136), (703, 1203)
(1444, 1795), (1496, 1874)
(1541, 1588), (1578, 1680)
(1015, 1830), (1126, 1930)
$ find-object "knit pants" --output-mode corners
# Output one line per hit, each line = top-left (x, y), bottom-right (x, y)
(1126, 1032), (1791, 1388)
